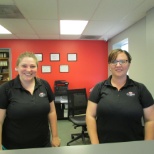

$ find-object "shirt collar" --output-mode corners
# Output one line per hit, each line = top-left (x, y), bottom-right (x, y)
(13, 75), (42, 89)
(104, 75), (134, 87)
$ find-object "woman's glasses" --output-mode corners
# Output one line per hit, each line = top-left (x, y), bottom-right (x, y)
(111, 60), (128, 65)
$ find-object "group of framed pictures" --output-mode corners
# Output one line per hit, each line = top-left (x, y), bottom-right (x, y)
(35, 53), (77, 62)
(41, 65), (69, 73)
(35, 53), (77, 73)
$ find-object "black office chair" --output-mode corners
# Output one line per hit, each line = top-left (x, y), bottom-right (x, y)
(67, 88), (89, 146)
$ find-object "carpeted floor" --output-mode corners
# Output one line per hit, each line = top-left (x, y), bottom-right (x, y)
(57, 119), (90, 146)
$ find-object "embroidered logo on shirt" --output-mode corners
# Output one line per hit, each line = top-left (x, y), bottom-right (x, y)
(39, 92), (46, 97)
(126, 91), (135, 96)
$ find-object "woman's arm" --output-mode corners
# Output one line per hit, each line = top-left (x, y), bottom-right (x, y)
(48, 101), (61, 147)
(0, 109), (6, 150)
(86, 100), (99, 144)
(143, 104), (154, 140)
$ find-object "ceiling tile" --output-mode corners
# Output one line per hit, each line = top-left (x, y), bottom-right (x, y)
(28, 19), (59, 34)
(0, 19), (36, 34)
(59, 0), (100, 20)
(14, 0), (58, 19)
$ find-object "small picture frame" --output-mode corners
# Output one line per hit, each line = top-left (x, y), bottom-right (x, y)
(42, 65), (51, 73)
(60, 65), (69, 73)
(68, 53), (77, 61)
(50, 53), (60, 61)
(35, 53), (43, 62)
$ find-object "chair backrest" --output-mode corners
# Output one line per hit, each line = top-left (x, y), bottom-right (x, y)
(67, 88), (88, 117)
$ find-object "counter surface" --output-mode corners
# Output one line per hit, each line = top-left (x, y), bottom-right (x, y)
(1, 140), (154, 154)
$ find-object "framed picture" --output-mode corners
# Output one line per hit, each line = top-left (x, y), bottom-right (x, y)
(68, 53), (77, 61)
(60, 65), (69, 73)
(35, 53), (43, 62)
(50, 53), (60, 61)
(42, 65), (51, 73)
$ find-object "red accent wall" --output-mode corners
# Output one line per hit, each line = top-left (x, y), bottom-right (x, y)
(0, 40), (108, 97)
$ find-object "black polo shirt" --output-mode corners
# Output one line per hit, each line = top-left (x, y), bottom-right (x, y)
(0, 75), (54, 149)
(89, 75), (154, 143)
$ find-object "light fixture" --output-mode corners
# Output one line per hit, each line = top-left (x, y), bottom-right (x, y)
(60, 20), (88, 35)
(0, 25), (11, 34)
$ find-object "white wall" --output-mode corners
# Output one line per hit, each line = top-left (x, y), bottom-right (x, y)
(108, 7), (154, 96)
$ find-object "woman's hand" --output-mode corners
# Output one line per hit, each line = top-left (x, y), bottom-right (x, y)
(51, 136), (61, 147)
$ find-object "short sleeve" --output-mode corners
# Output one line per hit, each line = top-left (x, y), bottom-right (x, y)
(40, 79), (54, 103)
(139, 83), (154, 108)
(0, 82), (9, 109)
(89, 82), (103, 104)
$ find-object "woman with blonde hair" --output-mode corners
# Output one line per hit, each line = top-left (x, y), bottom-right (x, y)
(0, 52), (60, 150)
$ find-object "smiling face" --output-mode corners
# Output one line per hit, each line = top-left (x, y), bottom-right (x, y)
(109, 52), (130, 78)
(16, 52), (38, 83)
(16, 57), (38, 82)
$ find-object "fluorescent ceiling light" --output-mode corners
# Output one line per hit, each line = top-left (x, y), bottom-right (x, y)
(60, 20), (88, 35)
(0, 25), (11, 34)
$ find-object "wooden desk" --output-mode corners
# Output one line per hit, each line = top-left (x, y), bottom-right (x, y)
(1, 140), (154, 154)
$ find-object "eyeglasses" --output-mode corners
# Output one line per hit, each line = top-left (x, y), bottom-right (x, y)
(110, 60), (128, 65)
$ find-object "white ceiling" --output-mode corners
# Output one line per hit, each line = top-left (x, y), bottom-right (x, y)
(0, 0), (154, 41)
